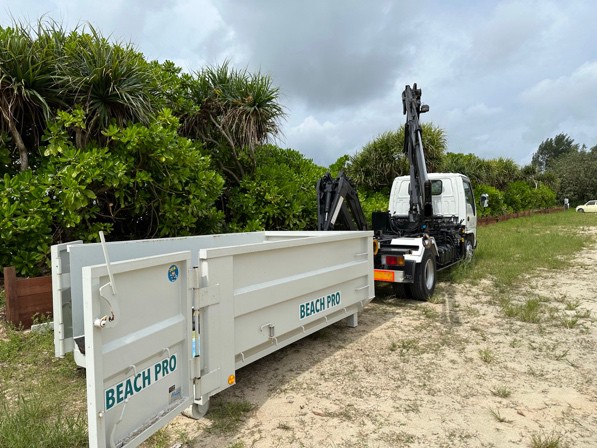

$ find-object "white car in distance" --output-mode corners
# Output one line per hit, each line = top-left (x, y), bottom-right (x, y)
(576, 200), (597, 213)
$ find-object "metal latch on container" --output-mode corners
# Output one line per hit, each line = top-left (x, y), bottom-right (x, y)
(260, 323), (277, 344)
(94, 231), (120, 329)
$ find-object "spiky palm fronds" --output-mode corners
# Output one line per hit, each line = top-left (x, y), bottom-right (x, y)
(0, 20), (66, 170)
(180, 62), (286, 183)
(59, 25), (156, 147)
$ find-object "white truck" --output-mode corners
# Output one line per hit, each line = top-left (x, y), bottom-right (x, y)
(52, 230), (374, 448)
(318, 84), (477, 300)
(377, 172), (477, 299)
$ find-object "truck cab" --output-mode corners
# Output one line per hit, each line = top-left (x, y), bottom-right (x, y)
(389, 172), (477, 251)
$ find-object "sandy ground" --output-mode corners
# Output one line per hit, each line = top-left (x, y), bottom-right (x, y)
(157, 231), (597, 448)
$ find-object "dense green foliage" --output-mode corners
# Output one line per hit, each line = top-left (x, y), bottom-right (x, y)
(531, 133), (579, 173)
(474, 184), (507, 217)
(180, 63), (286, 185)
(227, 145), (325, 231)
(1, 109), (224, 275)
(550, 148), (597, 204)
(2, 19), (595, 278)
(0, 21), (294, 275)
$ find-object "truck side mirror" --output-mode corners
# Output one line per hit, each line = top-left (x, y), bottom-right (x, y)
(480, 193), (489, 208)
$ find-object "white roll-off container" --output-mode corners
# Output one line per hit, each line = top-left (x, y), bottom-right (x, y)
(52, 230), (374, 448)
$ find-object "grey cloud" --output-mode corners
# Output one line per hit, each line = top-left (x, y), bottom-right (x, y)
(212, 0), (415, 111)
(3, 0), (597, 167)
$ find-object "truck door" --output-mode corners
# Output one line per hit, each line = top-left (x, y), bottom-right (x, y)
(82, 251), (193, 448)
(463, 179), (477, 242)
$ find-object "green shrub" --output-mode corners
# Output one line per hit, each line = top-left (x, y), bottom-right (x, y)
(474, 184), (508, 217)
(0, 109), (224, 276)
(227, 146), (325, 231)
(504, 181), (556, 212)
(0, 171), (55, 275)
(360, 191), (389, 228)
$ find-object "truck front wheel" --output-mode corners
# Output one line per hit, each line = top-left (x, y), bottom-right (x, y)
(411, 249), (436, 301)
(464, 237), (475, 262)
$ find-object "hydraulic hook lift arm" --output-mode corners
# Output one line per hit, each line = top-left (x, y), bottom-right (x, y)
(403, 83), (433, 226)
(317, 171), (368, 231)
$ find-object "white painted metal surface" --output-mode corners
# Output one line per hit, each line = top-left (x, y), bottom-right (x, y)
(83, 252), (193, 448)
(53, 230), (374, 447)
(388, 172), (477, 243)
(390, 173), (465, 218)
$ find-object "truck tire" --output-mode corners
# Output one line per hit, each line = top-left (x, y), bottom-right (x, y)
(464, 237), (475, 262)
(411, 249), (436, 301)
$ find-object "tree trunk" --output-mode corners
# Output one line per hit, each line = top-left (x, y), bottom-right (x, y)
(1, 108), (29, 170)
(75, 127), (83, 149)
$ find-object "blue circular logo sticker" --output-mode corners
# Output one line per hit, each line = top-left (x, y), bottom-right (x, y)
(168, 265), (179, 282)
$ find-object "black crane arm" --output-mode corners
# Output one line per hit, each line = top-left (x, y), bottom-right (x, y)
(402, 83), (433, 224)
(317, 172), (368, 231)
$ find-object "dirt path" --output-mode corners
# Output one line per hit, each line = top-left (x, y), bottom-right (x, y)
(161, 231), (597, 448)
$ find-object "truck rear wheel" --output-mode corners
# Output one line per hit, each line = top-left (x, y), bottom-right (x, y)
(411, 249), (436, 301)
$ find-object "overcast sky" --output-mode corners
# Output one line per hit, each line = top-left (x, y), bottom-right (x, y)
(2, 0), (596, 167)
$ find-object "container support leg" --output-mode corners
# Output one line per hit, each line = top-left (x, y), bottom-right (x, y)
(346, 312), (358, 328)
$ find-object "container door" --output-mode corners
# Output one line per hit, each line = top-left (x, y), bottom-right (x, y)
(82, 251), (193, 448)
(51, 241), (82, 357)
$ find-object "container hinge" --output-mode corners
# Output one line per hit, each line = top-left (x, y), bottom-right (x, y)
(197, 368), (221, 396)
(196, 285), (220, 309)
(189, 267), (201, 290)
(190, 267), (220, 309)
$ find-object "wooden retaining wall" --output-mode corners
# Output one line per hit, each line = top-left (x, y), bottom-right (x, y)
(478, 207), (564, 226)
(3, 266), (53, 329)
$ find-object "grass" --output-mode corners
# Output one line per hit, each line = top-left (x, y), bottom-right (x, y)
(449, 211), (592, 288)
(206, 399), (253, 434)
(501, 297), (543, 323)
(0, 210), (595, 446)
(0, 316), (87, 448)
(478, 348), (495, 363)
(0, 395), (87, 448)
(144, 428), (170, 448)
(490, 386), (512, 398)
(530, 432), (567, 448)
(489, 407), (512, 423)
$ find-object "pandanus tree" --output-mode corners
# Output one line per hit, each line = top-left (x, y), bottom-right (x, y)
(180, 62), (286, 185)
(59, 26), (156, 148)
(0, 21), (65, 171)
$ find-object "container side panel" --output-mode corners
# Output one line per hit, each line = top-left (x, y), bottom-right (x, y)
(227, 233), (374, 365)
